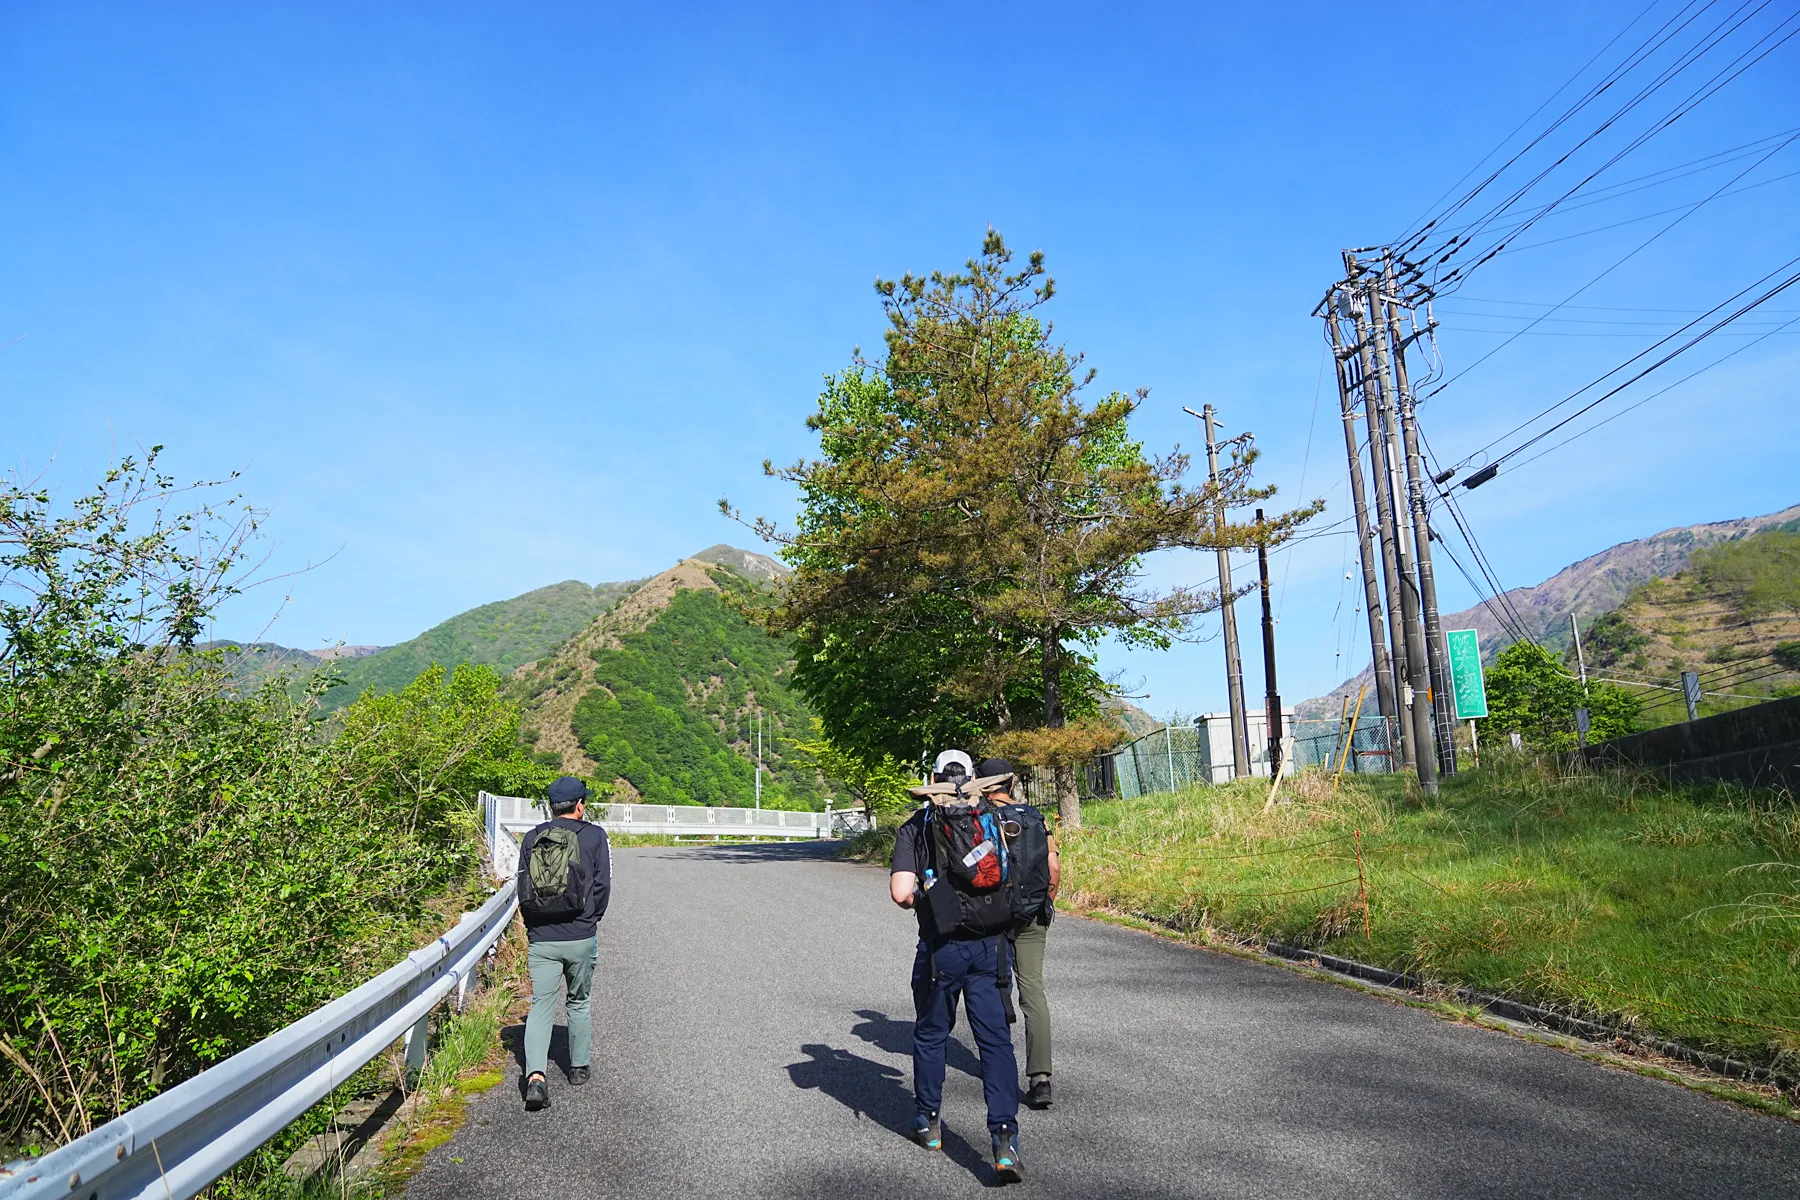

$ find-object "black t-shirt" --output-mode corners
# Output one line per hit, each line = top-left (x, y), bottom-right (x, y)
(892, 806), (998, 941)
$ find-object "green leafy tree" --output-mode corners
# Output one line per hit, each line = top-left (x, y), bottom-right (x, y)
(788, 718), (917, 827)
(1482, 640), (1642, 751)
(730, 232), (1317, 826)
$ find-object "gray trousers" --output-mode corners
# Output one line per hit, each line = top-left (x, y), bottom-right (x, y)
(525, 936), (596, 1077)
(1013, 920), (1052, 1078)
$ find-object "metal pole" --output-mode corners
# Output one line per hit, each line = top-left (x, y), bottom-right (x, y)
(1571, 613), (1589, 693)
(1327, 308), (1399, 738)
(1256, 508), (1283, 781)
(1165, 722), (1176, 791)
(1381, 261), (1456, 778)
(1343, 254), (1415, 771)
(1359, 262), (1437, 794)
(1201, 403), (1253, 777)
(755, 710), (763, 809)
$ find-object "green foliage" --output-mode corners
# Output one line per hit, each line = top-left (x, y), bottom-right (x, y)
(788, 718), (917, 826)
(1688, 530), (1800, 620)
(317, 579), (639, 711)
(1580, 609), (1649, 668)
(732, 233), (1318, 814)
(0, 454), (543, 1155)
(1065, 761), (1800, 1061)
(1483, 641), (1642, 750)
(570, 584), (825, 808)
(1774, 641), (1800, 672)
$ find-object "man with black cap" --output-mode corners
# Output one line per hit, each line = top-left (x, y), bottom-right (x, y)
(517, 775), (612, 1112)
(978, 758), (1059, 1111)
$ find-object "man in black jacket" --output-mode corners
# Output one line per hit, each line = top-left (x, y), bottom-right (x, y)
(517, 776), (612, 1112)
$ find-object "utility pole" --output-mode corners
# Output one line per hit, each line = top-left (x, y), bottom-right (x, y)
(755, 709), (763, 809)
(1256, 509), (1283, 780)
(1342, 254), (1415, 771)
(1327, 311), (1399, 740)
(1200, 404), (1252, 778)
(1570, 614), (1589, 693)
(1382, 257), (1456, 777)
(1358, 259), (1437, 794)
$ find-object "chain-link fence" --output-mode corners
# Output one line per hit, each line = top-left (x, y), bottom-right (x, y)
(1069, 715), (1396, 801)
(1285, 715), (1396, 776)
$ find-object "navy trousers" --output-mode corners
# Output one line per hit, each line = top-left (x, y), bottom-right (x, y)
(911, 935), (1019, 1133)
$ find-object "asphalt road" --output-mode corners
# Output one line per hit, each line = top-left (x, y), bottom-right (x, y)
(407, 842), (1800, 1198)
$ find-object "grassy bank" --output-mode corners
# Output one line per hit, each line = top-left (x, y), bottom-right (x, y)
(1061, 756), (1800, 1070)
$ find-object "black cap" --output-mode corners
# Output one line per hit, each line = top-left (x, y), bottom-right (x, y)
(977, 758), (1012, 777)
(547, 775), (590, 813)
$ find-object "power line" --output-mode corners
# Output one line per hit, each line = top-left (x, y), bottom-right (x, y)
(1502, 313), (1800, 473)
(1420, 3), (1800, 292)
(1424, 126), (1800, 398)
(1457, 253), (1800, 477)
(1394, 0), (1700, 250)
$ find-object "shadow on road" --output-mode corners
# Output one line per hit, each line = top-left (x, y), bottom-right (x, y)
(849, 1008), (982, 1079)
(783, 1043), (999, 1185)
(500, 1021), (580, 1096)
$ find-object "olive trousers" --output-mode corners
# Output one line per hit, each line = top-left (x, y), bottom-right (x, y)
(1012, 919), (1052, 1078)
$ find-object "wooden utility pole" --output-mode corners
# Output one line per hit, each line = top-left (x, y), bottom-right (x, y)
(1327, 311), (1399, 739)
(1342, 254), (1415, 771)
(1201, 404), (1252, 778)
(1355, 258), (1437, 794)
(1256, 509), (1283, 780)
(1382, 257), (1456, 777)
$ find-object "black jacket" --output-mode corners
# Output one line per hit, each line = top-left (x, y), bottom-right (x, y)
(518, 816), (612, 942)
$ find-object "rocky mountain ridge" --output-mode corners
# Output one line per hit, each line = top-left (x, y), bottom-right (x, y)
(1297, 502), (1800, 721)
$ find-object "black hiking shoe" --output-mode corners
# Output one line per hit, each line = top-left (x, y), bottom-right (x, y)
(523, 1074), (550, 1111)
(912, 1111), (942, 1151)
(991, 1126), (1023, 1182)
(567, 1065), (591, 1086)
(1024, 1075), (1053, 1110)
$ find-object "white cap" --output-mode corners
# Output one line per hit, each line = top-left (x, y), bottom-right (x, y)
(932, 749), (974, 778)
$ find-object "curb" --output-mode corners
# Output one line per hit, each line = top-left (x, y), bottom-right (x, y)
(1259, 940), (1800, 1098)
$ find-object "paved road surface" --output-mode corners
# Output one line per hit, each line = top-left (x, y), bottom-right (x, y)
(408, 843), (1800, 1198)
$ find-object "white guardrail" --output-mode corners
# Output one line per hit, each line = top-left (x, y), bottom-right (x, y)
(482, 792), (869, 878)
(0, 882), (518, 1200)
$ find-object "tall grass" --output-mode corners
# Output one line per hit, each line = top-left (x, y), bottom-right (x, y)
(1062, 754), (1800, 1067)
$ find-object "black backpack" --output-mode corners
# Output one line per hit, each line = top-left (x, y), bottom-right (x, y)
(995, 800), (1053, 926)
(920, 798), (1017, 939)
(519, 823), (589, 923)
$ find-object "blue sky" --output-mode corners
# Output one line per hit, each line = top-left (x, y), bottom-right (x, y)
(4, 2), (1797, 720)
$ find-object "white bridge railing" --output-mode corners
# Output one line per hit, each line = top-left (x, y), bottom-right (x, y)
(0, 883), (518, 1200)
(482, 791), (870, 878)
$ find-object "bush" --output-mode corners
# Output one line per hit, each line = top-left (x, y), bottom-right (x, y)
(0, 454), (548, 1156)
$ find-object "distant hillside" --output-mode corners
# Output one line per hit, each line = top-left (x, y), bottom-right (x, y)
(1298, 502), (1800, 720)
(511, 553), (826, 808)
(316, 578), (642, 711)
(1582, 527), (1800, 725)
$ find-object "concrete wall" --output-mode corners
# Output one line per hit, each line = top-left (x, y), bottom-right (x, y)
(1582, 694), (1800, 792)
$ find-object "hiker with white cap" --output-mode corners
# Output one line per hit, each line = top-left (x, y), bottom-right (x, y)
(888, 748), (1024, 1183)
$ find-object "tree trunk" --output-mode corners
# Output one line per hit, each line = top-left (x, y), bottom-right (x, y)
(1043, 626), (1082, 829)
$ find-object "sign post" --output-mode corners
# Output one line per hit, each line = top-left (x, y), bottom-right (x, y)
(1445, 629), (1488, 765)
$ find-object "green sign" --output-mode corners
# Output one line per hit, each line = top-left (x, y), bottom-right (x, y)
(1446, 629), (1488, 720)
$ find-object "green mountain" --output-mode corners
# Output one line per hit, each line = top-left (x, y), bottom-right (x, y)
(316, 578), (641, 711)
(1577, 525), (1800, 726)
(512, 553), (828, 809)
